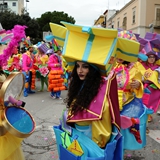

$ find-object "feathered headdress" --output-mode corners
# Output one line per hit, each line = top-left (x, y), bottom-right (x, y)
(0, 25), (27, 66)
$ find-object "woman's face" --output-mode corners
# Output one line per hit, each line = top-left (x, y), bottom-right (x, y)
(147, 54), (156, 64)
(76, 61), (89, 80)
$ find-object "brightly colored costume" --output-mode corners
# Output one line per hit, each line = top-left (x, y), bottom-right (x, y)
(54, 74), (123, 160)
(49, 21), (137, 160)
(112, 62), (152, 150)
(35, 43), (49, 91)
(62, 57), (72, 89)
(22, 50), (35, 97)
(138, 61), (160, 112)
(113, 62), (143, 111)
(3, 50), (22, 75)
(48, 53), (65, 98)
(0, 72), (36, 160)
(0, 131), (24, 160)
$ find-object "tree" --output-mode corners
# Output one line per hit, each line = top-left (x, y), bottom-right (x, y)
(0, 10), (40, 44)
(37, 11), (76, 32)
(0, 10), (76, 44)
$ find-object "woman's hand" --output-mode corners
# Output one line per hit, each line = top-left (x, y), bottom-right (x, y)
(130, 80), (140, 89)
(144, 71), (152, 79)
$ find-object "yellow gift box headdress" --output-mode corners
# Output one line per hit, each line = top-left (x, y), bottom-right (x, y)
(49, 21), (140, 76)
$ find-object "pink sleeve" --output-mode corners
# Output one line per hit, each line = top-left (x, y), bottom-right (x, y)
(22, 54), (29, 72)
(48, 55), (58, 68)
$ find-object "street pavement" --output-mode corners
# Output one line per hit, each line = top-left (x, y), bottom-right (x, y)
(21, 81), (160, 160)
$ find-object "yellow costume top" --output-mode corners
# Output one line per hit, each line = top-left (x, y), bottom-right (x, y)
(7, 57), (13, 66)
(113, 62), (143, 110)
(40, 54), (49, 66)
(66, 75), (120, 148)
(75, 98), (112, 148)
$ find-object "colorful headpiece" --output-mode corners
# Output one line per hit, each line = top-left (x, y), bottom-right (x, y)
(49, 22), (140, 75)
(23, 36), (33, 49)
(37, 43), (50, 53)
(138, 32), (160, 60)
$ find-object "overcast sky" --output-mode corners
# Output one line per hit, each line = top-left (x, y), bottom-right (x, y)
(27, 0), (131, 26)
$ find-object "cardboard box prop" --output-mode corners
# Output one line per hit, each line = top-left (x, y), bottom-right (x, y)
(49, 23), (67, 47)
(62, 22), (118, 75)
(116, 37), (140, 62)
(49, 21), (140, 75)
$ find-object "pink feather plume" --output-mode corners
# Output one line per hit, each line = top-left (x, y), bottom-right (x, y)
(0, 25), (27, 66)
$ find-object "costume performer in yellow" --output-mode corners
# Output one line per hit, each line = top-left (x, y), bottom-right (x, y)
(49, 21), (139, 160)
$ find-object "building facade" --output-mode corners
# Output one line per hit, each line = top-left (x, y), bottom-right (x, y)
(0, 0), (24, 15)
(95, 0), (160, 37)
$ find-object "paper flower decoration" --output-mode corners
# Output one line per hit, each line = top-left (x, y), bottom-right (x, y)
(39, 66), (49, 77)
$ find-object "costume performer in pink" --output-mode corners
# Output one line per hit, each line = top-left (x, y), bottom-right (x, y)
(22, 46), (35, 97)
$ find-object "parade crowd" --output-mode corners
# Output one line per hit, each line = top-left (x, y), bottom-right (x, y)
(0, 23), (160, 160)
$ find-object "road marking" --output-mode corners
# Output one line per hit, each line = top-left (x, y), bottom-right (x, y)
(148, 130), (160, 143)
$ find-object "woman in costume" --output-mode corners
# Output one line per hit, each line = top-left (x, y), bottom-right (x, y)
(113, 59), (143, 111)
(138, 52), (160, 119)
(113, 57), (154, 151)
(53, 60), (122, 160)
(65, 61), (120, 147)
(35, 43), (49, 92)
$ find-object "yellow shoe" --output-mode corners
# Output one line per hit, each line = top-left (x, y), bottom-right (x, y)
(148, 115), (153, 122)
(146, 127), (150, 134)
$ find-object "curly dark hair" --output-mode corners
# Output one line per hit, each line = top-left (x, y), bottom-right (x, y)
(66, 62), (104, 115)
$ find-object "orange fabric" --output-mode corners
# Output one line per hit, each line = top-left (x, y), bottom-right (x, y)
(50, 70), (63, 75)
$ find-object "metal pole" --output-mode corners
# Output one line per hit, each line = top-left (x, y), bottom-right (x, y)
(2, 0), (4, 12)
(26, 0), (27, 12)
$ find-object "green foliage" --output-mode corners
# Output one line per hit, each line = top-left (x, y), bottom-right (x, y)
(37, 11), (75, 32)
(0, 10), (75, 44)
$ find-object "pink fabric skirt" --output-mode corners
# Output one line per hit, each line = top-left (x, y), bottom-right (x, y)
(144, 87), (160, 112)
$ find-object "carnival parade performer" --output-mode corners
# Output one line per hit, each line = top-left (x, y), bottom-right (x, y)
(22, 45), (35, 97)
(138, 52), (160, 119)
(65, 61), (120, 147)
(115, 30), (154, 151)
(48, 48), (65, 99)
(0, 25), (36, 160)
(35, 43), (49, 92)
(0, 93), (25, 160)
(48, 21), (142, 160)
(113, 59), (143, 111)
(2, 46), (22, 75)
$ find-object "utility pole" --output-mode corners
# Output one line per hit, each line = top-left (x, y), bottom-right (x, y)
(26, 0), (29, 12)
(2, 0), (5, 12)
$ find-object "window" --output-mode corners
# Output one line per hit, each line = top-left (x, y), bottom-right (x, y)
(117, 21), (119, 28)
(117, 18), (120, 28)
(156, 8), (160, 21)
(122, 17), (127, 30)
(112, 21), (114, 28)
(133, 10), (136, 23)
(12, 2), (16, 6)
